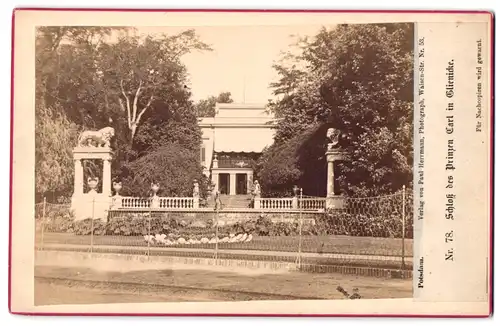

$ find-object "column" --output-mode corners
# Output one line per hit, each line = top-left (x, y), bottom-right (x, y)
(211, 172), (219, 192)
(71, 158), (84, 220)
(326, 154), (335, 197)
(247, 172), (253, 194)
(74, 159), (83, 195)
(102, 158), (112, 197)
(229, 172), (236, 195)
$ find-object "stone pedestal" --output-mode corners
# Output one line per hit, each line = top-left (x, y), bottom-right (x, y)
(326, 195), (345, 209)
(151, 195), (160, 209)
(72, 193), (112, 221)
(111, 195), (122, 209)
(71, 146), (113, 221)
(292, 196), (298, 209)
(325, 149), (346, 209)
(254, 196), (261, 209)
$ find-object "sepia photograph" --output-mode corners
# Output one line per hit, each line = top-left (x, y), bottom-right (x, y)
(33, 21), (414, 305)
(10, 9), (492, 316)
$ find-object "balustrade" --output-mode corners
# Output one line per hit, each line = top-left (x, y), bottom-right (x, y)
(260, 198), (293, 209)
(121, 196), (194, 209)
(299, 198), (326, 210)
(119, 196), (325, 211)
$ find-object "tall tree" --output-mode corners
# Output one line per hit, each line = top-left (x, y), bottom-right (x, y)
(97, 31), (211, 146)
(35, 27), (213, 198)
(35, 104), (80, 200)
(35, 26), (126, 127)
(261, 23), (414, 197)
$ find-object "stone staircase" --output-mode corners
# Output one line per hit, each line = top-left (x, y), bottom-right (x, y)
(207, 194), (252, 209)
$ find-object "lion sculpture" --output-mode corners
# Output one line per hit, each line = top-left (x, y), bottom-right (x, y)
(78, 126), (115, 148)
(326, 128), (341, 150)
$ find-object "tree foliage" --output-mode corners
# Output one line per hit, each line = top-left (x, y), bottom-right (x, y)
(122, 143), (209, 198)
(35, 104), (80, 199)
(260, 23), (414, 197)
(195, 91), (233, 117)
(35, 27), (212, 198)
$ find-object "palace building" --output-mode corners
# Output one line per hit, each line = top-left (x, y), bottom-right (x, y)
(199, 103), (276, 195)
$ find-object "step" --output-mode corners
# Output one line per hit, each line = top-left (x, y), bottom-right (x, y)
(208, 195), (252, 208)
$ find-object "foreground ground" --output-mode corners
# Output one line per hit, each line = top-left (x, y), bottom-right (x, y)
(35, 266), (413, 305)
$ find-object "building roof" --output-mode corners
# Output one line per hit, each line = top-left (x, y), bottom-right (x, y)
(213, 135), (271, 153)
(198, 102), (276, 128)
(199, 103), (276, 153)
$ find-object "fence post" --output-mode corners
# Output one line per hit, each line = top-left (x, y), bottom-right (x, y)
(90, 197), (95, 254)
(147, 198), (152, 258)
(296, 188), (303, 269)
(401, 185), (406, 271)
(214, 205), (219, 262)
(41, 196), (46, 251)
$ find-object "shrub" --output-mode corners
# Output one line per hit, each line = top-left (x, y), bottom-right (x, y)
(44, 206), (413, 239)
(40, 205), (75, 233)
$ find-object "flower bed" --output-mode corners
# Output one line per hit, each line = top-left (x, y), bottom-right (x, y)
(142, 233), (254, 246)
(39, 205), (413, 239)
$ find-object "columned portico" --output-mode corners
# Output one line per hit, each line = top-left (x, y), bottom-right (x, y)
(229, 172), (237, 195)
(212, 167), (253, 195)
(199, 103), (276, 207)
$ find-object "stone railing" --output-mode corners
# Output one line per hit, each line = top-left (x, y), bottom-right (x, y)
(115, 196), (326, 211)
(120, 196), (195, 209)
(259, 198), (294, 210)
(299, 198), (326, 210)
(256, 197), (326, 211)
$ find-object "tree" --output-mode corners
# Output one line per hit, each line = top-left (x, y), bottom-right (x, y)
(35, 104), (80, 201)
(122, 143), (208, 198)
(261, 23), (414, 196)
(195, 91), (233, 117)
(256, 127), (315, 197)
(35, 27), (212, 191)
(35, 27), (127, 127)
(97, 31), (212, 146)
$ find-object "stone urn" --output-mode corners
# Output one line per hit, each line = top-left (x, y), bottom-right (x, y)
(112, 181), (123, 209)
(292, 185), (299, 197)
(113, 181), (122, 195)
(87, 177), (99, 193)
(151, 183), (160, 208)
(151, 183), (160, 196)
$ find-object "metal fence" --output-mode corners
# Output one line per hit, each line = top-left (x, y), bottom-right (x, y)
(35, 187), (413, 277)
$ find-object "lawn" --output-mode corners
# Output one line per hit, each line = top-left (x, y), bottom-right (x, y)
(37, 232), (413, 257)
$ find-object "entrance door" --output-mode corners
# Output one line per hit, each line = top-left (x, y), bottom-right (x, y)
(218, 173), (230, 194)
(236, 173), (247, 195)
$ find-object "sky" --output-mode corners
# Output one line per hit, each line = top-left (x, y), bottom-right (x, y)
(133, 25), (332, 104)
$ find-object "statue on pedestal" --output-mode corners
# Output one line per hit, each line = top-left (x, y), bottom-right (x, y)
(193, 180), (200, 197)
(72, 126), (115, 221)
(326, 128), (341, 150)
(253, 180), (261, 198)
(78, 127), (115, 148)
(325, 128), (346, 209)
(193, 179), (200, 209)
(150, 182), (160, 209)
